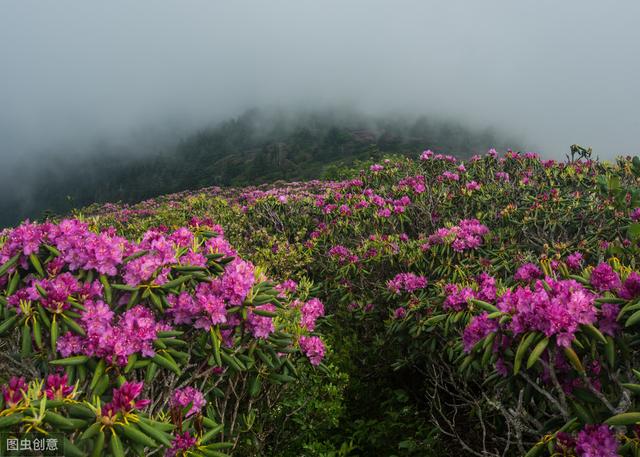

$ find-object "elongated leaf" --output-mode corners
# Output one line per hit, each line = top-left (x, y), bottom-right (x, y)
(136, 419), (172, 446)
(514, 332), (536, 374)
(626, 309), (640, 328)
(563, 346), (584, 374)
(604, 412), (640, 426)
(50, 355), (89, 366)
(582, 324), (607, 345)
(526, 337), (549, 369)
(0, 254), (20, 277)
(110, 433), (125, 457)
(118, 423), (157, 448)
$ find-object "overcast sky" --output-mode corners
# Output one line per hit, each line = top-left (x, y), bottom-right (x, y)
(1, 0), (640, 161)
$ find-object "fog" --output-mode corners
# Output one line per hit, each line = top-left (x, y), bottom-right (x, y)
(2, 1), (640, 167)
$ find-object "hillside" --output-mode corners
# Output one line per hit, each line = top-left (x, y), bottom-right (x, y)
(2, 148), (640, 456)
(0, 110), (519, 228)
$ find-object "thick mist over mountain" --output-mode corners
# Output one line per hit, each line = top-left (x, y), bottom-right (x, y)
(0, 108), (520, 227)
(1, 1), (640, 227)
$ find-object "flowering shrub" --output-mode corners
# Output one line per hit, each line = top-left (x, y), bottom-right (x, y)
(419, 258), (640, 456)
(0, 219), (326, 455)
(2, 148), (639, 455)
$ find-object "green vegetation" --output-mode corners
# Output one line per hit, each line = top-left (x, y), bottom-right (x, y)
(0, 109), (518, 228)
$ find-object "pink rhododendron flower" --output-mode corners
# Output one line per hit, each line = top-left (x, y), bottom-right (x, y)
(44, 374), (74, 400)
(497, 278), (597, 347)
(463, 312), (498, 352)
(171, 387), (206, 417)
(590, 263), (621, 292)
(2, 377), (27, 408)
(575, 425), (618, 457)
(387, 273), (428, 294)
(300, 298), (325, 331)
(299, 336), (325, 366)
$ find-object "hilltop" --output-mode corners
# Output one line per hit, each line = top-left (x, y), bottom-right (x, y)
(0, 109), (519, 228)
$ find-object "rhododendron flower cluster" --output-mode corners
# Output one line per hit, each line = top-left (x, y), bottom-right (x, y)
(2, 377), (27, 408)
(566, 252), (584, 270)
(59, 303), (162, 365)
(167, 432), (198, 457)
(572, 425), (619, 457)
(620, 271), (640, 300)
(443, 283), (475, 311)
(463, 312), (498, 352)
(300, 298), (325, 331)
(498, 278), (597, 347)
(44, 373), (75, 400)
(299, 335), (325, 366)
(171, 387), (206, 417)
(386, 273), (428, 294)
(426, 219), (489, 252)
(514, 263), (543, 282)
(590, 262), (621, 292)
(107, 381), (150, 414)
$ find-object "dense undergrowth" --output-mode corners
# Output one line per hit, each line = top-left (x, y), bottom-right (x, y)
(2, 147), (640, 456)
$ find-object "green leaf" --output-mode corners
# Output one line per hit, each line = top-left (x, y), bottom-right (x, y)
(62, 438), (86, 457)
(90, 359), (106, 390)
(21, 322), (32, 358)
(49, 355), (90, 366)
(625, 309), (640, 328)
(110, 433), (125, 457)
(80, 422), (102, 441)
(526, 337), (549, 369)
(563, 346), (584, 374)
(582, 324), (607, 345)
(152, 353), (181, 375)
(135, 419), (172, 447)
(118, 423), (157, 448)
(628, 223), (640, 241)
(514, 332), (537, 374)
(604, 412), (640, 426)
(0, 314), (20, 336)
(90, 430), (105, 457)
(0, 254), (20, 277)
(50, 317), (58, 353)
(604, 336), (615, 367)
(0, 414), (24, 429)
(622, 384), (640, 395)
(29, 254), (45, 277)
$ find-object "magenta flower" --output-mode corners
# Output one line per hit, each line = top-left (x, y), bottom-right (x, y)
(465, 181), (481, 191)
(498, 279), (597, 347)
(619, 271), (640, 300)
(167, 432), (198, 457)
(300, 298), (325, 331)
(443, 284), (475, 311)
(110, 381), (150, 412)
(2, 377), (28, 408)
(475, 273), (497, 302)
(575, 425), (618, 457)
(299, 336), (325, 366)
(598, 303), (620, 336)
(387, 273), (428, 295)
(427, 219), (489, 252)
(247, 304), (276, 339)
(44, 374), (74, 400)
(171, 387), (206, 417)
(590, 263), (621, 292)
(566, 252), (584, 271)
(514, 263), (542, 282)
(393, 307), (407, 319)
(463, 313), (498, 353)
